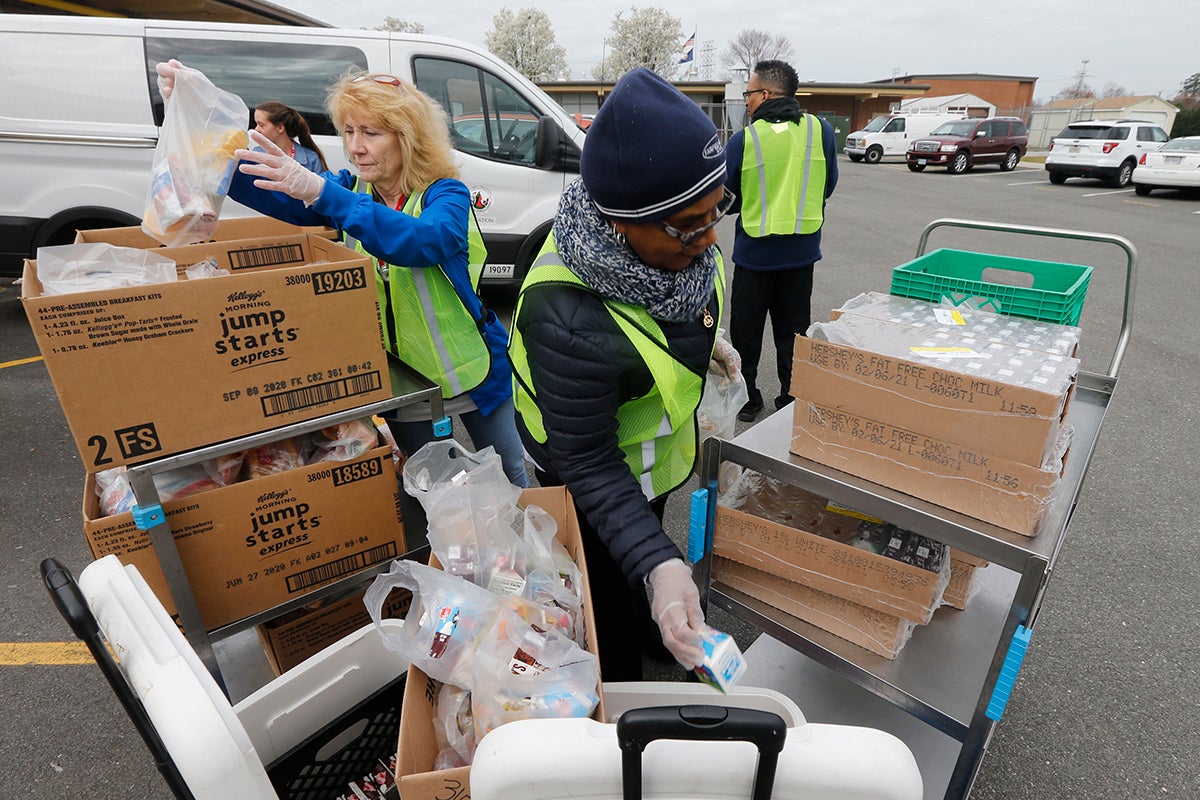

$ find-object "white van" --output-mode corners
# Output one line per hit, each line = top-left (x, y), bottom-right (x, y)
(0, 15), (585, 284)
(843, 113), (966, 164)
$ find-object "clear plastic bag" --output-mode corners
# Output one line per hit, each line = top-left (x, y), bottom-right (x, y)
(469, 602), (600, 739)
(36, 242), (177, 296)
(402, 439), (524, 585)
(697, 366), (750, 444)
(143, 67), (249, 246)
(432, 683), (476, 769)
(363, 559), (500, 689)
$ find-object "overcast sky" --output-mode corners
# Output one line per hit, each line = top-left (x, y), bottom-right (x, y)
(272, 1), (1196, 101)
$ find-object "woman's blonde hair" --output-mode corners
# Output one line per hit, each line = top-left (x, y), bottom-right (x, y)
(326, 70), (460, 194)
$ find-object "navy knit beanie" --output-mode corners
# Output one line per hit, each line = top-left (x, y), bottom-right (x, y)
(581, 68), (725, 223)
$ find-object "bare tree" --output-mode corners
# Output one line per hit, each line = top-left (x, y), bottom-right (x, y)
(485, 8), (571, 81)
(591, 6), (683, 80)
(372, 17), (425, 33)
(721, 29), (795, 76)
(1099, 82), (1127, 98)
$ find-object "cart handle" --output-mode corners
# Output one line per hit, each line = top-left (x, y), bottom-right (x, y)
(916, 217), (1136, 379)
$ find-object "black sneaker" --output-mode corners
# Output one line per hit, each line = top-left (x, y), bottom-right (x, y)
(774, 396), (793, 411)
(737, 399), (763, 423)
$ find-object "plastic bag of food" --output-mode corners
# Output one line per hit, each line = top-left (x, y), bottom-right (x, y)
(36, 242), (177, 296)
(469, 602), (599, 739)
(308, 418), (381, 464)
(143, 66), (249, 246)
(364, 559), (500, 689)
(432, 683), (476, 769)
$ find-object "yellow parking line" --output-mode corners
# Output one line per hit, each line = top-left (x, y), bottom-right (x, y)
(0, 642), (94, 665)
(0, 355), (43, 369)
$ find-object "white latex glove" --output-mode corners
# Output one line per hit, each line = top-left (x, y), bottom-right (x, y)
(155, 59), (185, 105)
(647, 558), (706, 669)
(710, 333), (742, 381)
(236, 130), (325, 206)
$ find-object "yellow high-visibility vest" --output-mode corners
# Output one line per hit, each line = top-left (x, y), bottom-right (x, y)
(344, 178), (490, 398)
(509, 234), (725, 500)
(740, 114), (827, 236)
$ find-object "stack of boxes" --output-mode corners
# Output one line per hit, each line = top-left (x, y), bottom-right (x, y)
(711, 470), (949, 659)
(790, 292), (1081, 537)
(22, 220), (409, 636)
(710, 292), (1083, 657)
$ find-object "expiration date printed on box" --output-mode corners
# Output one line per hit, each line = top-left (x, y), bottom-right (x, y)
(261, 370), (384, 416)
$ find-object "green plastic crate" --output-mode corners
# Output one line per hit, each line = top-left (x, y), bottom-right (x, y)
(890, 248), (1093, 325)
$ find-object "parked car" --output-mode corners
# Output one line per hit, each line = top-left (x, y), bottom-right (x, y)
(844, 112), (965, 164)
(1044, 119), (1169, 188)
(905, 117), (1028, 174)
(1132, 136), (1200, 195)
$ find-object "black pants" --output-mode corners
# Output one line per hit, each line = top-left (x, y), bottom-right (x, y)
(537, 470), (668, 682)
(729, 264), (814, 408)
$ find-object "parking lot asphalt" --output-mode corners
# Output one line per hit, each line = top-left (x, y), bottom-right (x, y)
(3, 157), (1198, 799)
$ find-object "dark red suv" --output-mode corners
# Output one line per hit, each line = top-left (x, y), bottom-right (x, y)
(906, 117), (1028, 174)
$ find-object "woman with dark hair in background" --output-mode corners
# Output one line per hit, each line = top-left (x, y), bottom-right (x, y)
(253, 100), (328, 173)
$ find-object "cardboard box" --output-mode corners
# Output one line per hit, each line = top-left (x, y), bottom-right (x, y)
(942, 558), (987, 610)
(74, 216), (337, 249)
(712, 504), (948, 624)
(790, 398), (1064, 536)
(395, 486), (603, 800)
(791, 335), (1072, 467)
(256, 585), (413, 675)
(713, 557), (914, 659)
(82, 445), (405, 631)
(23, 234), (390, 471)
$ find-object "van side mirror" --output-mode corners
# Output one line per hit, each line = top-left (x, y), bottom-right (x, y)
(535, 116), (581, 172)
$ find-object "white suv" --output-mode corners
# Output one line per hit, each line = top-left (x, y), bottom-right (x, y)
(1045, 120), (1170, 187)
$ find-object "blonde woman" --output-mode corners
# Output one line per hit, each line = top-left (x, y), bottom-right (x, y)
(156, 63), (528, 545)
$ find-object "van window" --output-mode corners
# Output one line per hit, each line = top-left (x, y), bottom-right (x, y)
(145, 38), (368, 135)
(884, 118), (905, 133)
(413, 57), (542, 166)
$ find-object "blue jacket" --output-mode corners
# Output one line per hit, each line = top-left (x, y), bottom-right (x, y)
(725, 113), (839, 271)
(228, 169), (513, 415)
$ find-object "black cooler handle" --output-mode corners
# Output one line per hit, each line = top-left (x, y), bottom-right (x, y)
(616, 705), (787, 800)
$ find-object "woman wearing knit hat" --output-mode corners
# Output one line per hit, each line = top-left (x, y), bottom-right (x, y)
(509, 68), (742, 680)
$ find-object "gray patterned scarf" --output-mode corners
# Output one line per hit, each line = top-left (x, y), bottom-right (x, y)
(553, 178), (717, 322)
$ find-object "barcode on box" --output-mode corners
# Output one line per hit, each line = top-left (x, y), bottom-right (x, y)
(227, 243), (306, 270)
(287, 542), (398, 593)
(261, 371), (383, 417)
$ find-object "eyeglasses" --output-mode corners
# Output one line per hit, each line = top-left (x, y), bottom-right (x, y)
(658, 188), (735, 247)
(741, 88), (770, 100)
(352, 73), (406, 91)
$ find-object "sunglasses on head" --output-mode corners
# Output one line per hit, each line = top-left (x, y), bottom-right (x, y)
(352, 73), (406, 90)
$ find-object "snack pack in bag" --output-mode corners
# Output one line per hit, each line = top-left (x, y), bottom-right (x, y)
(143, 67), (249, 246)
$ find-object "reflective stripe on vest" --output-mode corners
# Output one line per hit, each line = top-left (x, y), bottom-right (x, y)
(345, 178), (490, 398)
(509, 234), (725, 500)
(741, 114), (826, 236)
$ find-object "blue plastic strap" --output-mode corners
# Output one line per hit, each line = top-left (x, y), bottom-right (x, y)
(985, 624), (1033, 721)
(432, 415), (452, 438)
(131, 504), (166, 531)
(687, 488), (709, 563)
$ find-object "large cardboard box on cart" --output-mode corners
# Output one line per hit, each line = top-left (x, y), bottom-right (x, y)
(712, 504), (948, 625)
(21, 233), (390, 471)
(790, 335), (1072, 468)
(394, 486), (605, 800)
(81, 444), (405, 631)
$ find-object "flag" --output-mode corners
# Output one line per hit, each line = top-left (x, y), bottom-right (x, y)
(679, 31), (695, 65)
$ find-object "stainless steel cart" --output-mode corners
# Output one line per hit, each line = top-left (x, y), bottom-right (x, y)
(122, 356), (445, 694)
(690, 218), (1136, 799)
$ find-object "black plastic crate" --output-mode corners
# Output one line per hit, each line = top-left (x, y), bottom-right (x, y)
(267, 675), (405, 800)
